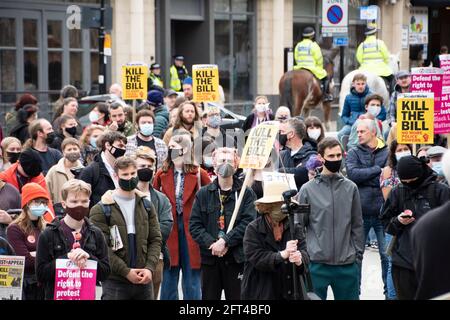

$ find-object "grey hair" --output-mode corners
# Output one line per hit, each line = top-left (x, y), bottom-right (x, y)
(287, 117), (306, 140)
(358, 118), (377, 134)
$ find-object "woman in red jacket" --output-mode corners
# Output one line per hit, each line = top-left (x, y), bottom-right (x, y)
(153, 134), (211, 300)
(6, 183), (50, 300)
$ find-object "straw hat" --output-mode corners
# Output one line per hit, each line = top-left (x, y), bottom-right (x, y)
(255, 180), (291, 204)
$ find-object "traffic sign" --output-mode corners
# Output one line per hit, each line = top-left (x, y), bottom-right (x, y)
(333, 37), (348, 46)
(322, 0), (348, 36)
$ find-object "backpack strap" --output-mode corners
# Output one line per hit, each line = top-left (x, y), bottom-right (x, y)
(426, 182), (438, 209)
(100, 203), (112, 227)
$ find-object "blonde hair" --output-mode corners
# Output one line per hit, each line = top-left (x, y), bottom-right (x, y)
(254, 95), (269, 104)
(1, 137), (22, 159)
(61, 179), (92, 201)
(79, 124), (106, 147)
(131, 146), (156, 167)
(61, 137), (81, 151)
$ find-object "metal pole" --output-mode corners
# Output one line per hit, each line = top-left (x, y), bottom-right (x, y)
(339, 46), (344, 86)
(99, 0), (106, 94)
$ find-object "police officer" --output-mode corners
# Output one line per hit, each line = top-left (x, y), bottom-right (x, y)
(148, 63), (164, 90)
(356, 23), (394, 91)
(169, 55), (189, 92)
(294, 26), (332, 102)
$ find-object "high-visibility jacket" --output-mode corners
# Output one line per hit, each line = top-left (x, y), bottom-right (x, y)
(149, 73), (164, 88)
(356, 35), (392, 77)
(293, 39), (327, 80)
(169, 65), (188, 92)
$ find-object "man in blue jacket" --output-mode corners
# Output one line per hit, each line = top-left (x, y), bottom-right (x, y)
(338, 73), (385, 143)
(346, 118), (389, 298)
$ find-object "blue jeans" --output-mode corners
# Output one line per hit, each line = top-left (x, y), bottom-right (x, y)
(337, 124), (352, 143)
(362, 216), (388, 297)
(160, 215), (201, 300)
(385, 233), (397, 300)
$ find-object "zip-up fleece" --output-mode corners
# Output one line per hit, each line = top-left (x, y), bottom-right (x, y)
(297, 173), (364, 265)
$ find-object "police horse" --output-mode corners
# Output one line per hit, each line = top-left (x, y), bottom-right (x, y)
(279, 49), (339, 131)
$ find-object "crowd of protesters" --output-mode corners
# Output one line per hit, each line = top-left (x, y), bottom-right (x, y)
(0, 61), (449, 302)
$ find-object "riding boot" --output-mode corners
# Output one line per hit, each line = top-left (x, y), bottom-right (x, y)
(321, 77), (333, 102)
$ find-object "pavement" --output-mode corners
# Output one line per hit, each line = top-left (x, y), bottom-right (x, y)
(96, 246), (384, 300)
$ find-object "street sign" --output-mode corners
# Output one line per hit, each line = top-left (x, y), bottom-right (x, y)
(322, 0), (348, 35)
(333, 37), (348, 46)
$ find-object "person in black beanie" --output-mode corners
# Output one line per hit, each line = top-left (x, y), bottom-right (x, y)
(380, 155), (450, 300)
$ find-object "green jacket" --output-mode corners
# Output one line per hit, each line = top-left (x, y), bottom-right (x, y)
(89, 189), (162, 283)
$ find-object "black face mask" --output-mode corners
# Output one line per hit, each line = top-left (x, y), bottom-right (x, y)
(109, 146), (126, 159)
(65, 126), (77, 137)
(119, 176), (139, 191)
(137, 168), (154, 182)
(324, 159), (342, 173)
(279, 133), (288, 147)
(402, 175), (425, 189)
(21, 162), (42, 178)
(7, 152), (21, 164)
(45, 132), (56, 145)
(118, 122), (126, 131)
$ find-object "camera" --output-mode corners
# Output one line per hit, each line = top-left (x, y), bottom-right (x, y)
(281, 189), (310, 224)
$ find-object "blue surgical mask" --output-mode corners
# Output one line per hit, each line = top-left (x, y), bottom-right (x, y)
(432, 162), (444, 177)
(29, 204), (48, 217)
(395, 150), (411, 161)
(90, 136), (98, 148)
(208, 115), (221, 129)
(203, 157), (214, 168)
(140, 123), (154, 137)
(89, 111), (100, 123)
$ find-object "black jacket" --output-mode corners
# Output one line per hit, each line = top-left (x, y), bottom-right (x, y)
(411, 201), (450, 299)
(189, 178), (257, 265)
(35, 218), (110, 300)
(79, 153), (115, 208)
(241, 215), (310, 300)
(278, 142), (316, 190)
(10, 122), (30, 144)
(242, 113), (275, 133)
(380, 174), (450, 270)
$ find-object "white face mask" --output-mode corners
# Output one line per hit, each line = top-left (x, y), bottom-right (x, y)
(395, 150), (411, 161)
(367, 105), (381, 117)
(307, 128), (321, 141)
(255, 103), (269, 113)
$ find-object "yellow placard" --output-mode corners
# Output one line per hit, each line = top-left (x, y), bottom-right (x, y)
(239, 122), (280, 169)
(193, 64), (219, 102)
(397, 93), (434, 144)
(121, 64), (148, 100)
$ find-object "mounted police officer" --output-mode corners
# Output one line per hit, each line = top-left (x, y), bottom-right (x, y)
(294, 26), (333, 102)
(356, 23), (394, 91)
(169, 55), (189, 92)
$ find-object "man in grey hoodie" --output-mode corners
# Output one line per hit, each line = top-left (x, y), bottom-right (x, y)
(297, 137), (364, 300)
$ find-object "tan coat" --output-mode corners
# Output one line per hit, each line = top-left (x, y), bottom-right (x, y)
(45, 157), (82, 203)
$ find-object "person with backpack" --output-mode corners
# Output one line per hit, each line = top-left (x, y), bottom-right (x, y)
(153, 134), (211, 300)
(89, 156), (162, 300)
(79, 131), (127, 208)
(380, 155), (450, 300)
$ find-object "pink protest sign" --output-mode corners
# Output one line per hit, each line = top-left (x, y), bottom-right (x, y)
(411, 67), (450, 134)
(437, 55), (450, 134)
(54, 259), (97, 300)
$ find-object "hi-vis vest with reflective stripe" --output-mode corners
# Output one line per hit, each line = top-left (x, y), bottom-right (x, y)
(356, 35), (392, 77)
(170, 65), (188, 92)
(149, 73), (164, 88)
(293, 39), (327, 79)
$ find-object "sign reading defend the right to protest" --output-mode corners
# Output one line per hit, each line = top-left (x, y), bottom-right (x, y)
(54, 259), (97, 300)
(192, 64), (219, 102)
(397, 92), (434, 144)
(239, 121), (279, 169)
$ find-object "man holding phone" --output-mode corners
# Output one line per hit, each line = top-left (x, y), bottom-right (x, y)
(380, 155), (450, 300)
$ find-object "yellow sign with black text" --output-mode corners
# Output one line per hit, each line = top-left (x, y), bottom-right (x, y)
(239, 121), (280, 169)
(193, 64), (219, 102)
(397, 93), (434, 144)
(121, 63), (148, 100)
